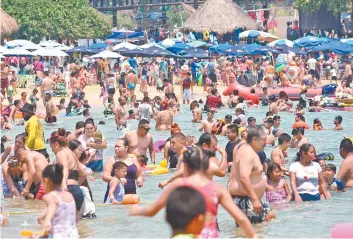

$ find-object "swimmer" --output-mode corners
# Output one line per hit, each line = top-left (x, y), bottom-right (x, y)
(271, 133), (291, 175)
(155, 106), (173, 131)
(44, 93), (57, 124)
(291, 128), (308, 149)
(323, 164), (345, 192)
(313, 118), (323, 131)
(221, 115), (233, 136)
(115, 97), (127, 130)
(266, 163), (291, 204)
(199, 110), (215, 133)
(268, 95), (278, 114)
(336, 138), (353, 188)
(37, 164), (79, 238)
(105, 161), (128, 204)
(264, 117), (275, 145)
(333, 115), (343, 131)
(225, 124), (241, 170)
(191, 101), (202, 123)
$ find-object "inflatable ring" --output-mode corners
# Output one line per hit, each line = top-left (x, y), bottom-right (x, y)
(203, 30), (210, 41)
(122, 194), (140, 204)
(151, 166), (169, 175)
(286, 66), (298, 80)
(176, 32), (183, 41)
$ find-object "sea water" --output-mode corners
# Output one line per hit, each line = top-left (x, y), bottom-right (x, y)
(2, 105), (353, 238)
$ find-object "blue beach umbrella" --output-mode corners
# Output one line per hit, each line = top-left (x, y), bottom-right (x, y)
(293, 36), (329, 48)
(186, 40), (207, 48)
(341, 38), (353, 45)
(269, 39), (294, 47)
(88, 43), (109, 49)
(210, 44), (232, 53)
(167, 43), (190, 54)
(239, 30), (261, 38)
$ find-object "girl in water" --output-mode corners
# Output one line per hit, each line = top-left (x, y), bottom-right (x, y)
(129, 146), (256, 239)
(38, 164), (79, 238)
(266, 163), (291, 204)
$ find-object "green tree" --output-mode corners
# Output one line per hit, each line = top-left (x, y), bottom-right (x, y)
(2, 0), (112, 42)
(167, 9), (189, 28)
(295, 0), (353, 17)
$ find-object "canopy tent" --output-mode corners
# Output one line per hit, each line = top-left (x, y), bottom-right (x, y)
(293, 36), (330, 48)
(167, 43), (190, 54)
(39, 40), (62, 48)
(32, 47), (69, 57)
(181, 0), (256, 34)
(341, 38), (353, 45)
(275, 45), (306, 55)
(143, 46), (175, 57)
(113, 47), (131, 52)
(66, 47), (100, 54)
(3, 48), (35, 56)
(113, 42), (137, 51)
(159, 38), (177, 48)
(5, 40), (39, 50)
(88, 43), (109, 50)
(221, 45), (246, 56)
(90, 50), (123, 59)
(269, 39), (294, 48)
(0, 45), (8, 53)
(1, 8), (19, 36)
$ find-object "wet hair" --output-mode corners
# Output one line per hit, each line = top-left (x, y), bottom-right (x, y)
(143, 97), (150, 103)
(233, 90), (239, 95)
(335, 115), (343, 124)
(21, 92), (27, 97)
(111, 161), (128, 176)
(238, 97), (244, 103)
(262, 87), (267, 92)
(279, 91), (288, 99)
(211, 88), (217, 95)
(183, 146), (208, 172)
(292, 128), (298, 136)
(266, 162), (281, 180)
(68, 139), (81, 151)
(227, 124), (238, 134)
(266, 111), (273, 117)
(247, 125), (266, 143)
(42, 164), (64, 186)
(326, 163), (337, 173)
(296, 143), (315, 161)
(233, 117), (242, 125)
(340, 138), (353, 153)
(235, 108), (244, 114)
(83, 109), (90, 117)
(313, 118), (320, 124)
(14, 100), (21, 106)
(84, 118), (95, 128)
(45, 93), (51, 99)
(297, 127), (305, 135)
(250, 88), (255, 94)
(296, 113), (305, 121)
(50, 128), (68, 147)
(225, 114), (232, 123)
(116, 138), (129, 147)
(273, 115), (281, 121)
(172, 133), (186, 142)
(247, 117), (256, 123)
(75, 121), (85, 130)
(166, 186), (206, 231)
(269, 95), (276, 102)
(138, 119), (150, 126)
(197, 133), (213, 147)
(278, 133), (291, 145)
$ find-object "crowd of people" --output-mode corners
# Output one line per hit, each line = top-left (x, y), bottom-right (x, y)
(1, 50), (353, 238)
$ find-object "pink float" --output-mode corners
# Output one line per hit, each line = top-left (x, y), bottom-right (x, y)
(331, 222), (353, 238)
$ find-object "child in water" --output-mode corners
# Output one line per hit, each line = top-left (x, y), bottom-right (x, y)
(29, 88), (40, 112)
(105, 161), (128, 204)
(266, 163), (291, 204)
(86, 131), (104, 171)
(166, 186), (206, 238)
(323, 164), (345, 191)
(37, 164), (78, 238)
(57, 98), (65, 110)
(313, 118), (324, 131)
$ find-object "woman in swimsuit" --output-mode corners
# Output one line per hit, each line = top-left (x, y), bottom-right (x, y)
(1, 100), (21, 122)
(102, 138), (143, 200)
(50, 128), (86, 213)
(129, 146), (256, 239)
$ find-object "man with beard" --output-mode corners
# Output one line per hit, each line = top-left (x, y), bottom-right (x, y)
(44, 93), (57, 123)
(21, 104), (49, 160)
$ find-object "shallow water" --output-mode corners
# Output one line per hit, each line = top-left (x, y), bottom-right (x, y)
(2, 104), (353, 238)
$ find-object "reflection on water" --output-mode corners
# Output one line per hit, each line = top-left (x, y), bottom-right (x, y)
(2, 105), (353, 237)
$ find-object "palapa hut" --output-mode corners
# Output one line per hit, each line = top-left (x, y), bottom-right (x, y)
(181, 0), (257, 34)
(0, 8), (19, 36)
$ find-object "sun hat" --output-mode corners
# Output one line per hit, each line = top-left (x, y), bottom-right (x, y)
(20, 103), (35, 114)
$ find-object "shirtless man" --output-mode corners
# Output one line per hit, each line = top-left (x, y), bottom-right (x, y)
(44, 93), (57, 123)
(336, 138), (353, 188)
(268, 95), (278, 114)
(271, 133), (291, 175)
(155, 107), (173, 131)
(115, 97), (127, 130)
(291, 128), (308, 149)
(334, 115), (343, 131)
(191, 102), (202, 123)
(228, 125), (275, 223)
(126, 68), (138, 96)
(41, 71), (56, 97)
(15, 147), (48, 199)
(221, 115), (233, 136)
(199, 110), (215, 133)
(124, 119), (155, 164)
(70, 71), (82, 95)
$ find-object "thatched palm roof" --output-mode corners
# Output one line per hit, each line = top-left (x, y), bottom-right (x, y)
(181, 0), (257, 34)
(0, 8), (19, 36)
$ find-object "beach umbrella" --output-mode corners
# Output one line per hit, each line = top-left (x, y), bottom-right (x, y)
(242, 43), (261, 53)
(167, 43), (190, 54)
(32, 47), (69, 57)
(88, 43), (109, 50)
(187, 40), (207, 48)
(113, 42), (137, 51)
(178, 48), (210, 59)
(66, 47), (100, 54)
(143, 46), (175, 57)
(159, 38), (176, 48)
(210, 43), (233, 53)
(293, 36), (328, 48)
(39, 40), (62, 48)
(58, 45), (72, 51)
(3, 47), (35, 56)
(239, 30), (278, 42)
(341, 38), (353, 45)
(5, 39), (37, 48)
(269, 39), (294, 48)
(275, 45), (306, 55)
(139, 43), (165, 49)
(90, 50), (123, 59)
(221, 45), (245, 55)
(113, 47), (131, 52)
(121, 48), (147, 57)
(252, 46), (281, 54)
(0, 45), (7, 53)
(310, 42), (353, 54)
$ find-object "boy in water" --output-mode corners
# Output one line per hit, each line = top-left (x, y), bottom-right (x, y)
(29, 89), (40, 112)
(323, 164), (345, 191)
(334, 115), (343, 131)
(166, 186), (206, 238)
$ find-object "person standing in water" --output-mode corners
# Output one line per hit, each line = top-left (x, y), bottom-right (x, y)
(271, 133), (291, 175)
(228, 125), (276, 224)
(124, 119), (155, 165)
(155, 105), (173, 131)
(115, 97), (127, 130)
(336, 138), (353, 188)
(191, 101), (202, 123)
(333, 115), (343, 131)
(199, 110), (215, 133)
(37, 164), (79, 238)
(44, 93), (57, 123)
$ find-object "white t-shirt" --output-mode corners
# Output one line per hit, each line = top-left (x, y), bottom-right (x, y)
(307, 58), (317, 70)
(289, 161), (322, 195)
(235, 103), (247, 114)
(330, 68), (337, 77)
(138, 103), (153, 120)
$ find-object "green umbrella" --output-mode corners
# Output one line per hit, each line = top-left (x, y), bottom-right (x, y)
(186, 40), (207, 48)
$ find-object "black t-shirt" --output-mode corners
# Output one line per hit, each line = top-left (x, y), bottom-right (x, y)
(166, 137), (178, 169)
(225, 139), (241, 163)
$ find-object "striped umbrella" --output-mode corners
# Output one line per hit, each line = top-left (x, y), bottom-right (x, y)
(269, 39), (294, 47)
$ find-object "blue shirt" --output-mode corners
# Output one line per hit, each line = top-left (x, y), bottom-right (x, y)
(160, 61), (167, 72)
(128, 58), (137, 69)
(328, 178), (344, 191)
(191, 61), (198, 75)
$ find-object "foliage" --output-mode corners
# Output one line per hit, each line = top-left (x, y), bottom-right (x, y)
(167, 7), (190, 28)
(117, 15), (135, 30)
(2, 0), (112, 42)
(295, 0), (352, 14)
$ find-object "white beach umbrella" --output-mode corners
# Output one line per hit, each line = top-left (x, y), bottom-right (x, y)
(90, 50), (122, 59)
(113, 42), (137, 51)
(3, 47), (35, 56)
(159, 38), (176, 47)
(139, 43), (165, 49)
(39, 40), (62, 48)
(0, 46), (8, 53)
(5, 39), (38, 49)
(32, 47), (68, 57)
(269, 39), (294, 48)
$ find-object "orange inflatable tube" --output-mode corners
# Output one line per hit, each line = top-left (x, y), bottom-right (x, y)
(122, 194), (140, 204)
(223, 78), (322, 100)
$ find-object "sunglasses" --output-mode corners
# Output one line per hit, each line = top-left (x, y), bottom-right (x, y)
(141, 126), (151, 132)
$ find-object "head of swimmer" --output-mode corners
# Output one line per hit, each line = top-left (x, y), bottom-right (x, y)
(278, 133), (291, 151)
(84, 119), (96, 138)
(339, 138), (353, 159)
(166, 186), (206, 237)
(182, 146), (210, 176)
(266, 163), (282, 182)
(50, 129), (68, 154)
(114, 138), (128, 157)
(44, 93), (51, 102)
(247, 125), (267, 152)
(226, 124), (239, 141)
(42, 164), (64, 193)
(292, 128), (304, 141)
(14, 147), (28, 163)
(297, 144), (316, 163)
(138, 119), (151, 136)
(119, 96), (127, 106)
(171, 133), (187, 154)
(111, 161), (128, 179)
(207, 110), (214, 120)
